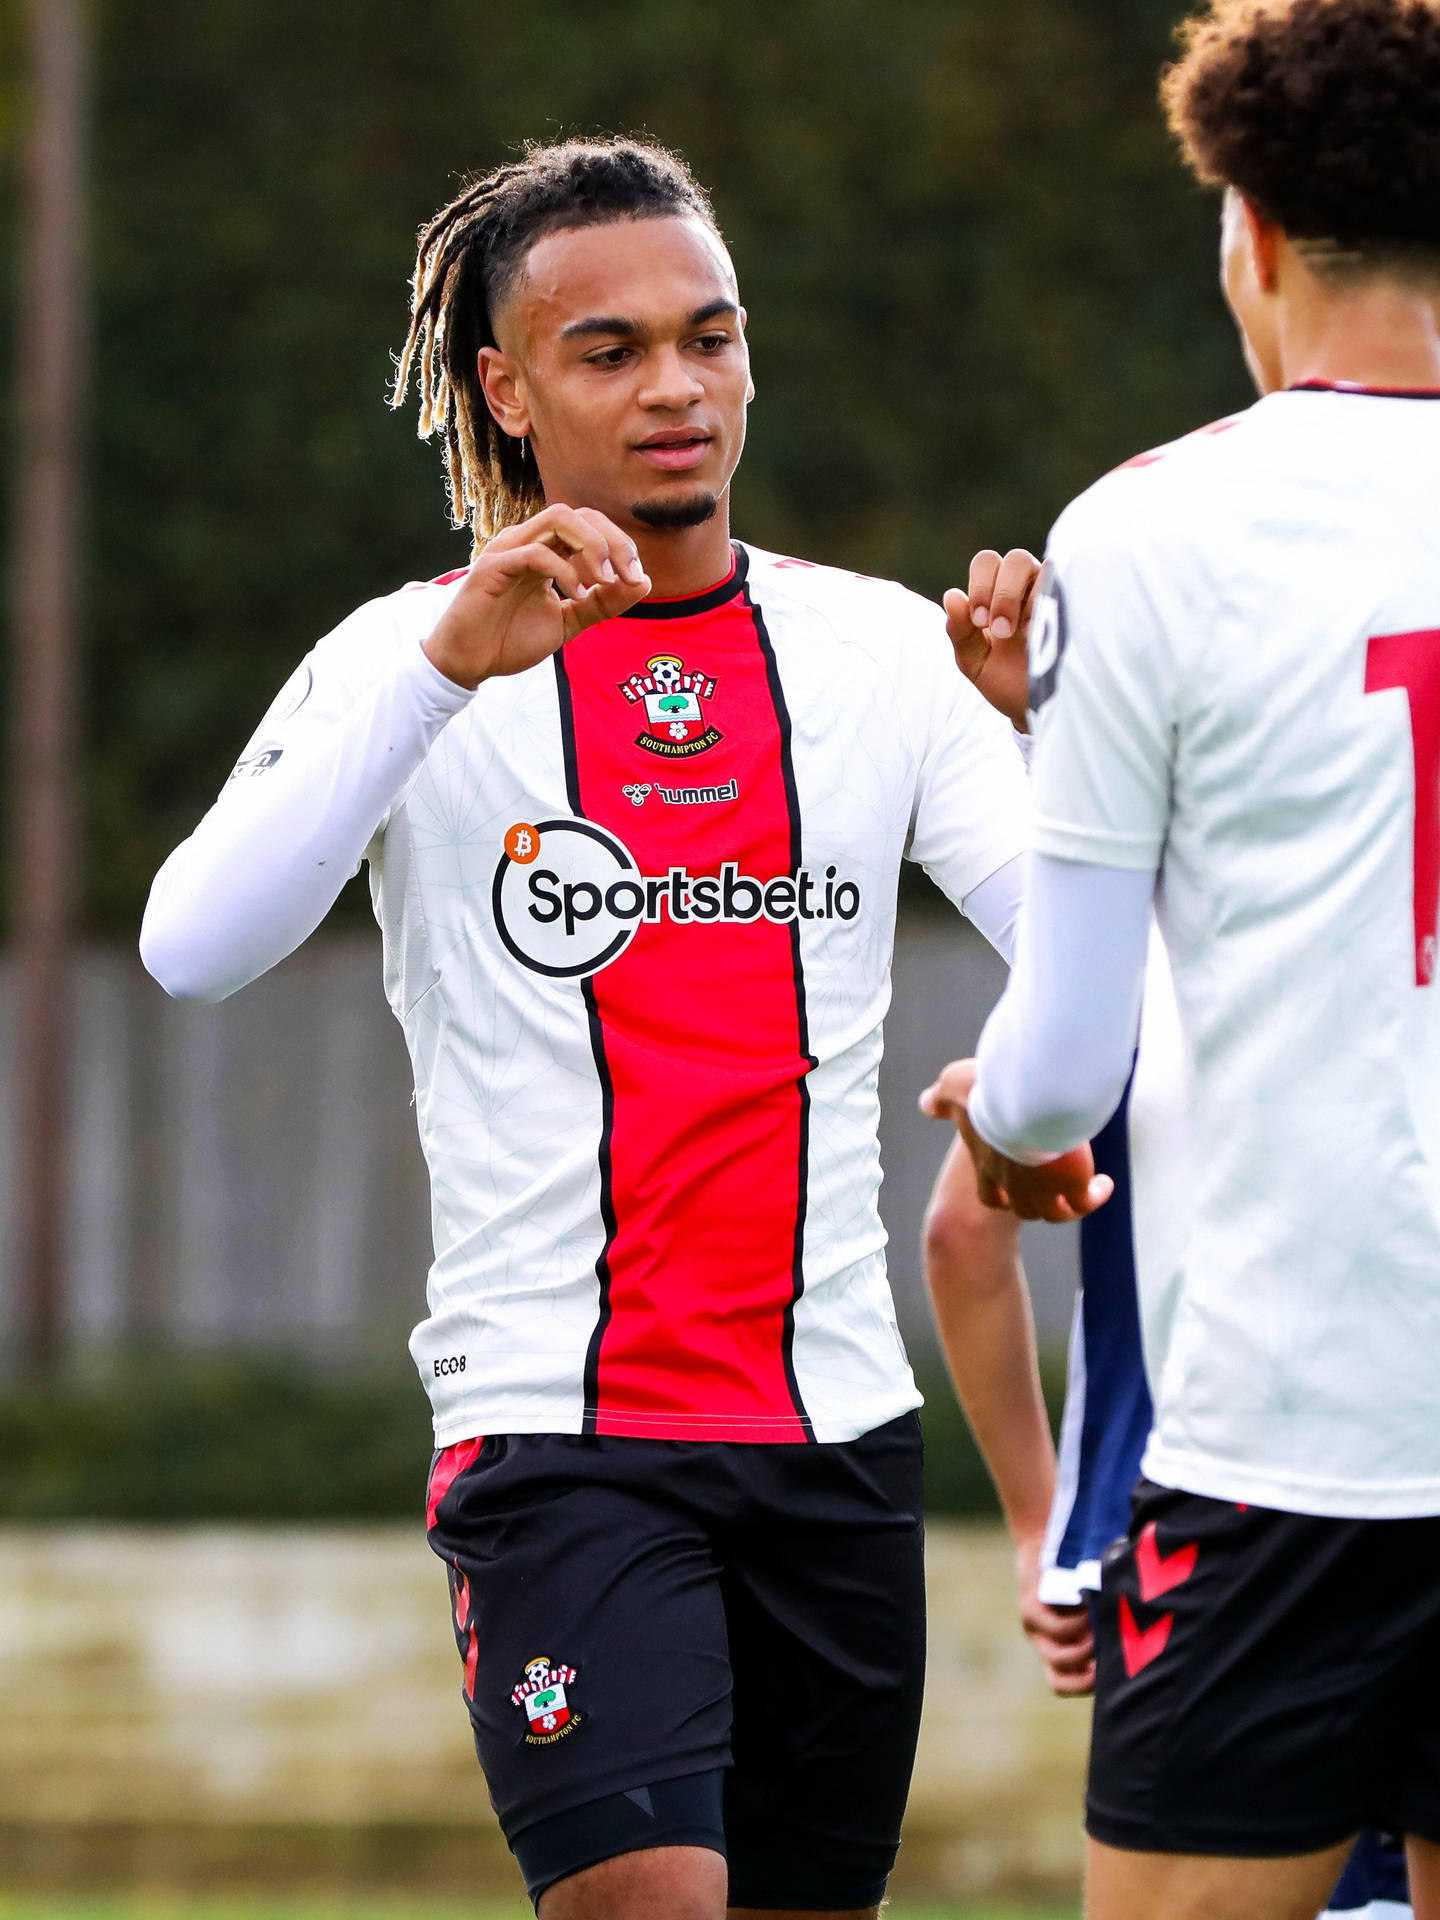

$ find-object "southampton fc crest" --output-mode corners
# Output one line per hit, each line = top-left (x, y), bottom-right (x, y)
(511, 1654), (582, 1745)
(619, 654), (723, 759)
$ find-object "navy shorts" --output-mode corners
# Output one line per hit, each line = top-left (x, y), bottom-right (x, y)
(1088, 1478), (1440, 1857)
(426, 1415), (926, 1907)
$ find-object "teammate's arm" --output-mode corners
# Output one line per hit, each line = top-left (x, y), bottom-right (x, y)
(924, 1138), (1096, 1695)
(141, 506), (648, 1002)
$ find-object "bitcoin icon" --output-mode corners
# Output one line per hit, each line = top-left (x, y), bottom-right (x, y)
(505, 822), (541, 865)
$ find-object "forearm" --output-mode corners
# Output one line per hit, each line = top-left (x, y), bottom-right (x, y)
(141, 644), (472, 1001)
(924, 1142), (1056, 1542)
(969, 854), (1153, 1161)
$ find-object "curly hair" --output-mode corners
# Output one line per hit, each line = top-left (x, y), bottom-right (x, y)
(391, 138), (719, 544)
(1161, 0), (1440, 277)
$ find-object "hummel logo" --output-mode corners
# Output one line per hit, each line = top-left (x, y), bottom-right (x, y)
(1118, 1522), (1198, 1679)
(622, 784), (651, 808)
(1119, 1595), (1173, 1678)
(1136, 1522), (1198, 1603)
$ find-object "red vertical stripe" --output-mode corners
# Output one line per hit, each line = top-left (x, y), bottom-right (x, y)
(559, 589), (811, 1440)
(1365, 627), (1440, 986)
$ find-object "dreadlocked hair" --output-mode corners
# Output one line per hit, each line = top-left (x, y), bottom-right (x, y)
(391, 137), (719, 545)
(1161, 0), (1440, 279)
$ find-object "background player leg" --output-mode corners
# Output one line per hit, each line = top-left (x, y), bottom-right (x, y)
(1406, 1837), (1440, 1920)
(1086, 1836), (1354, 1920)
(541, 1845), (727, 1920)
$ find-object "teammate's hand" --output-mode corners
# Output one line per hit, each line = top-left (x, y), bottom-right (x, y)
(1015, 1533), (1095, 1698)
(943, 547), (1042, 731)
(423, 504), (651, 689)
(919, 1058), (1113, 1224)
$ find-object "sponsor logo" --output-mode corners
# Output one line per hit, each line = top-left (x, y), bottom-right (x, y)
(511, 1655), (582, 1745)
(619, 779), (739, 808)
(657, 778), (737, 806)
(229, 746), (284, 780)
(493, 818), (863, 980)
(505, 822), (541, 863)
(432, 1354), (467, 1378)
(1027, 560), (1068, 717)
(619, 653), (723, 759)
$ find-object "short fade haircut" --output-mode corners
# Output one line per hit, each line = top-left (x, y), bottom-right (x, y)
(1161, 0), (1440, 281)
(391, 137), (720, 543)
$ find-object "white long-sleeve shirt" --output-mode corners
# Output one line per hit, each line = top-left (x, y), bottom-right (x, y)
(973, 388), (1440, 1520)
(142, 541), (1030, 1446)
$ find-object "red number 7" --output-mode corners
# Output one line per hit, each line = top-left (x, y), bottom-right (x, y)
(1365, 627), (1440, 986)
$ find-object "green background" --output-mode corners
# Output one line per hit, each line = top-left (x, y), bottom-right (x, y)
(0, 0), (1248, 933)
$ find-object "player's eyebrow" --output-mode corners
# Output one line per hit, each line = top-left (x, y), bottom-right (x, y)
(560, 299), (739, 342)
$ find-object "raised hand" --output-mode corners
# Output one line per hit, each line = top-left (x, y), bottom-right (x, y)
(943, 546), (1042, 730)
(423, 505), (652, 690)
(919, 1057), (1113, 1224)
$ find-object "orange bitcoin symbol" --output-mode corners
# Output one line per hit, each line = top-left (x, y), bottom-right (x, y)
(505, 823), (541, 864)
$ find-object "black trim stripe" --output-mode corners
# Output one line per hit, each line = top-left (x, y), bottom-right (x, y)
(1288, 380), (1440, 399)
(553, 651), (618, 1434)
(620, 543), (748, 619)
(747, 561), (817, 1442)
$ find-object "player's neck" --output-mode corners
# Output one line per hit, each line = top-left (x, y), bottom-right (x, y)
(1278, 279), (1440, 394)
(629, 510), (736, 603)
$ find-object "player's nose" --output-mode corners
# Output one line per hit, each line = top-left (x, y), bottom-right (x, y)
(636, 346), (706, 408)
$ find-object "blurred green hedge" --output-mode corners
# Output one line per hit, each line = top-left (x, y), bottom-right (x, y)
(0, 1357), (1060, 1522)
(0, 0), (1248, 935)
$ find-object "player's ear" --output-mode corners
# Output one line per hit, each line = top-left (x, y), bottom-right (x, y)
(738, 308), (755, 405)
(1239, 196), (1282, 296)
(478, 346), (531, 439)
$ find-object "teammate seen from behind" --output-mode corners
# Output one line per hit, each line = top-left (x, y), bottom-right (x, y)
(922, 1), (1440, 1915)
(925, 1027), (1415, 1918)
(141, 140), (1037, 1920)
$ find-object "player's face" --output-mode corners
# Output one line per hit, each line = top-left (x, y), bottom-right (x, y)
(486, 216), (752, 537)
(1220, 187), (1284, 396)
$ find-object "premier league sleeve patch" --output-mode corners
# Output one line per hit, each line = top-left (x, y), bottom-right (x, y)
(511, 1654), (582, 1745)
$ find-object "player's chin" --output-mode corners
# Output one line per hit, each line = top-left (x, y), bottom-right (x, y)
(629, 486), (721, 532)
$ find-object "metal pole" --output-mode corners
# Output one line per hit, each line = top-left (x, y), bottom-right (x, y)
(10, 0), (87, 1380)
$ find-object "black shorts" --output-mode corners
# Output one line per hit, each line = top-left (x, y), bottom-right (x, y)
(426, 1414), (926, 1908)
(1087, 1477), (1440, 1857)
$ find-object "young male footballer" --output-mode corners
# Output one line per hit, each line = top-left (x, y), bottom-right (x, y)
(141, 139), (1037, 1920)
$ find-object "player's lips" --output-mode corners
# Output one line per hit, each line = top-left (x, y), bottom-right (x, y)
(633, 431), (713, 472)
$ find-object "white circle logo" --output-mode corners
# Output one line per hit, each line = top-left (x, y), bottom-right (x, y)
(492, 819), (642, 979)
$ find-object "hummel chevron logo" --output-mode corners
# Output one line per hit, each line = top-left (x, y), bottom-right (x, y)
(1119, 1594), (1173, 1678)
(1135, 1521), (1198, 1603)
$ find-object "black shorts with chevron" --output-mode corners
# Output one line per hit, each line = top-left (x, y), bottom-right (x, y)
(1088, 1477), (1440, 1857)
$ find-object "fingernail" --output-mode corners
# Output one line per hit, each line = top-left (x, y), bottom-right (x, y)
(601, 559), (617, 584)
(623, 556), (644, 582)
(991, 616), (1012, 640)
(972, 605), (990, 627)
(574, 583), (591, 600)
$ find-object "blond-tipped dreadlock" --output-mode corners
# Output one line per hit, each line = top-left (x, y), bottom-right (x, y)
(391, 137), (718, 547)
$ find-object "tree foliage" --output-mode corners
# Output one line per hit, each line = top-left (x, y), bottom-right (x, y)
(1, 0), (1251, 930)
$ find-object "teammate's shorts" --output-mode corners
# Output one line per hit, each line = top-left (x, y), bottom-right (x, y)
(426, 1415), (926, 1908)
(1087, 1479), (1440, 1857)
(1324, 1828), (1411, 1915)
